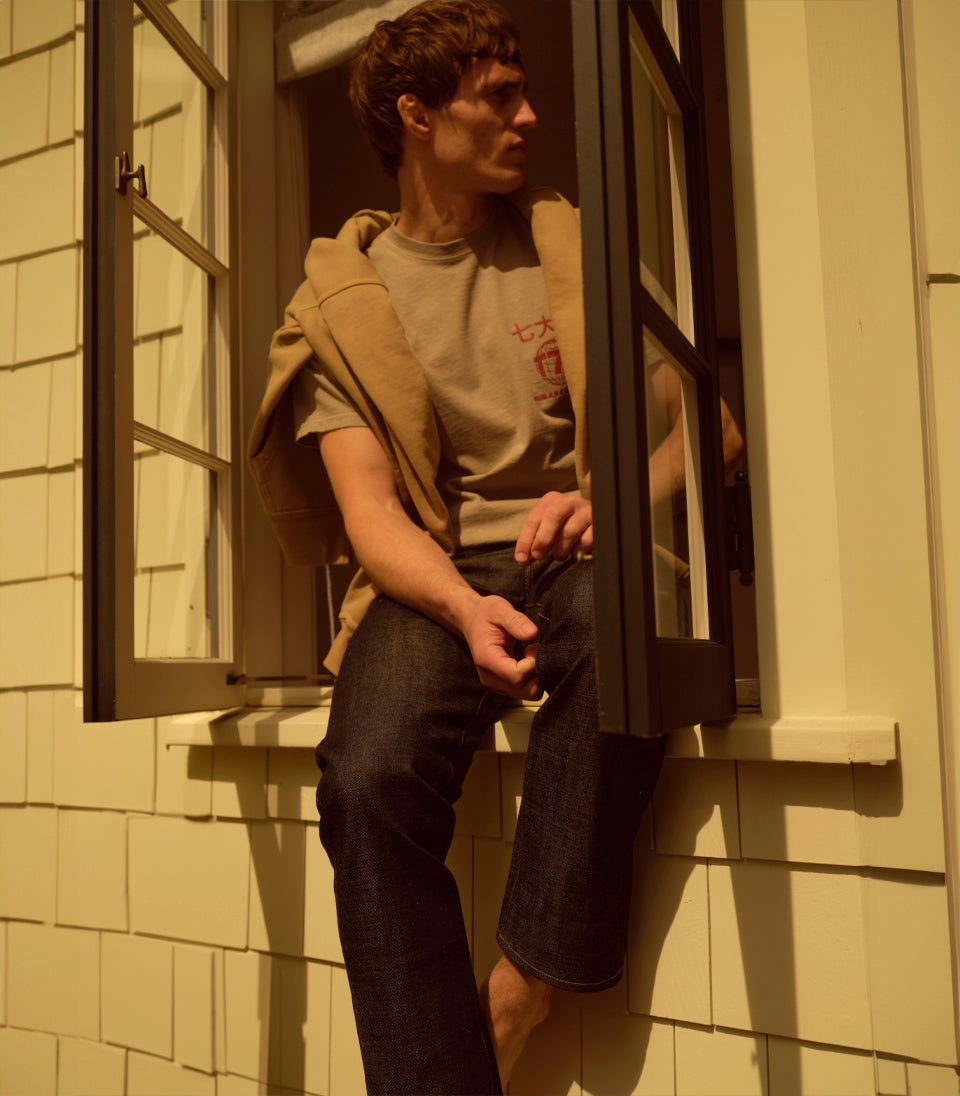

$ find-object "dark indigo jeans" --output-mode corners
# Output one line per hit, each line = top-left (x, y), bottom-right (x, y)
(315, 548), (665, 1095)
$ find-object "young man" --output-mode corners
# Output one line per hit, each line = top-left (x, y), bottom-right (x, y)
(249, 2), (669, 1091)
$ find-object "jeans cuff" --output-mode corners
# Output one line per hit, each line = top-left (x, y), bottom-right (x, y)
(495, 931), (625, 994)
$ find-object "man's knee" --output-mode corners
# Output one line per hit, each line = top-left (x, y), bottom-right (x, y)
(316, 729), (457, 854)
(318, 736), (401, 822)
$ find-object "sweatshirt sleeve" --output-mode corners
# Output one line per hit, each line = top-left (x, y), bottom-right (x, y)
(247, 291), (353, 568)
(291, 357), (366, 444)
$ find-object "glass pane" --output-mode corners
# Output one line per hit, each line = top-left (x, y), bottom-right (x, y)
(644, 332), (708, 639)
(165, 0), (215, 59)
(133, 10), (212, 246)
(134, 449), (218, 658)
(628, 9), (694, 341)
(133, 222), (214, 451)
(646, 0), (681, 60)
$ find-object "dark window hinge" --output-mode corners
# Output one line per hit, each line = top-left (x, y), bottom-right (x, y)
(725, 470), (755, 587)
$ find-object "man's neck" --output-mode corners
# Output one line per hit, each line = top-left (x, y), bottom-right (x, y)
(394, 167), (495, 243)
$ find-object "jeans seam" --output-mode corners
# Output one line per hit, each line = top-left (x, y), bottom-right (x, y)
(499, 817), (525, 943)
(471, 992), (502, 1095)
(459, 689), (493, 751)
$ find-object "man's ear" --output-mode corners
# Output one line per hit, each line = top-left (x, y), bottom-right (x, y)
(397, 93), (431, 142)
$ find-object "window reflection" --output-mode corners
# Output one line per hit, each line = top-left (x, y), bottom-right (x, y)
(133, 9), (212, 247)
(628, 9), (694, 341)
(132, 223), (214, 453)
(133, 449), (217, 658)
(165, 0), (215, 59)
(644, 333), (708, 639)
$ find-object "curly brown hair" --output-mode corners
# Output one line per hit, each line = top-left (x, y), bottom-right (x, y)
(349, 0), (523, 177)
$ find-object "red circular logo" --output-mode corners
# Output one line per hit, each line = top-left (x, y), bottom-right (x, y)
(535, 338), (564, 381)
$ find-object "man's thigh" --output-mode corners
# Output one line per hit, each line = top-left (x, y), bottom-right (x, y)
(320, 594), (504, 803)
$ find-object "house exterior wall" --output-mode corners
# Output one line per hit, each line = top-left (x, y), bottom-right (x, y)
(0, 2), (957, 1095)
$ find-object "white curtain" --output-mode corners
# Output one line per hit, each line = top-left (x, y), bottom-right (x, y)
(274, 82), (311, 309)
(275, 0), (423, 84)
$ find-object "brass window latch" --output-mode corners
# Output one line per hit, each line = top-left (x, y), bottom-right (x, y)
(115, 151), (148, 199)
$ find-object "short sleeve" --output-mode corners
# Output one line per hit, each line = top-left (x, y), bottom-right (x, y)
(290, 358), (365, 445)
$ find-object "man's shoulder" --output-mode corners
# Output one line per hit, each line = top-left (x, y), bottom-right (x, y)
(506, 186), (581, 265)
(301, 209), (396, 299)
(507, 184), (576, 221)
(335, 207), (397, 249)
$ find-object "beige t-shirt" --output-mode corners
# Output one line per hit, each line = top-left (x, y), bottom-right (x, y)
(293, 200), (578, 550)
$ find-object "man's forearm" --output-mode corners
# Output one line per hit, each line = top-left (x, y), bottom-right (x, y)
(648, 398), (744, 508)
(318, 426), (540, 698)
(648, 420), (686, 509)
(343, 500), (541, 700)
(343, 500), (481, 638)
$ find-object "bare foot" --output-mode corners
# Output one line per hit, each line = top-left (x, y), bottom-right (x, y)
(479, 955), (552, 1088)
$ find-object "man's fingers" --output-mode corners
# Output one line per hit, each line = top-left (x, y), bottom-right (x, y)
(512, 656), (543, 700)
(551, 511), (593, 561)
(461, 595), (541, 701)
(514, 511), (553, 565)
(481, 598), (537, 643)
(505, 609), (539, 642)
(516, 493), (593, 564)
(514, 652), (538, 679)
(515, 493), (567, 564)
(478, 655), (542, 701)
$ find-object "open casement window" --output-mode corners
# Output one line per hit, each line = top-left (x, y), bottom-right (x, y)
(573, 0), (737, 736)
(83, 0), (243, 720)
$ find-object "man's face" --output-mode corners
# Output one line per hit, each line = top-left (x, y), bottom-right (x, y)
(426, 57), (537, 197)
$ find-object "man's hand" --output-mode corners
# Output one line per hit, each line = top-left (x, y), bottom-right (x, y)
(514, 492), (593, 567)
(460, 594), (541, 701)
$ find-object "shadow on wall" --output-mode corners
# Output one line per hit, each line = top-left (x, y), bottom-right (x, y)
(193, 744), (315, 1092)
(501, 745), (904, 1095)
(190, 726), (904, 1094)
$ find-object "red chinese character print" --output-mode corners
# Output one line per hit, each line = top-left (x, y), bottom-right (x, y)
(512, 315), (568, 403)
(510, 321), (535, 343)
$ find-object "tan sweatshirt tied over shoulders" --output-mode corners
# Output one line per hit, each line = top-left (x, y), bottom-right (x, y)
(247, 185), (588, 674)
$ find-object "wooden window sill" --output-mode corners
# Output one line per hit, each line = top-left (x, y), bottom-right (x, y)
(164, 688), (896, 764)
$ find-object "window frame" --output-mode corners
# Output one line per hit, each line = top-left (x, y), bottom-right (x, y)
(83, 0), (243, 721)
(573, 0), (736, 737)
(84, 0), (735, 730)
